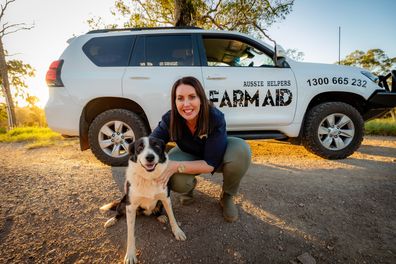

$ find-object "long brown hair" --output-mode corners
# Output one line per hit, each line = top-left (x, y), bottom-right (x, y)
(170, 76), (212, 141)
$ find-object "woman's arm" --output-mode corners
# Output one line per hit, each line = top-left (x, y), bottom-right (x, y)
(156, 160), (214, 187)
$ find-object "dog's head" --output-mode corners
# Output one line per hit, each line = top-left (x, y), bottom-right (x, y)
(128, 137), (168, 178)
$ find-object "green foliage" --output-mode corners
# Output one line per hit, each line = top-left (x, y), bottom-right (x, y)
(15, 106), (47, 127)
(0, 127), (62, 143)
(88, 0), (294, 40)
(339, 49), (396, 76)
(365, 118), (396, 136)
(340, 49), (396, 119)
(285, 48), (304, 61)
(1, 58), (36, 104)
(0, 104), (47, 131)
(0, 103), (7, 128)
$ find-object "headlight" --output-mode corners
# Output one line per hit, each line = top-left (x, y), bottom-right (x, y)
(361, 71), (379, 83)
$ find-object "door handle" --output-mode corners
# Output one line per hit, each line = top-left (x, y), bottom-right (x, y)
(207, 76), (227, 80)
(129, 76), (150, 80)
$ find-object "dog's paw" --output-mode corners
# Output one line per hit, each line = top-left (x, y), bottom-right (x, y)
(156, 215), (168, 224)
(124, 251), (137, 264)
(173, 227), (187, 241)
(104, 217), (117, 228)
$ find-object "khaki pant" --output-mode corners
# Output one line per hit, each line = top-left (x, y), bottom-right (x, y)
(168, 137), (251, 196)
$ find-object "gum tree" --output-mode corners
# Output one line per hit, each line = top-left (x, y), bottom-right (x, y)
(0, 0), (34, 128)
(88, 0), (294, 42)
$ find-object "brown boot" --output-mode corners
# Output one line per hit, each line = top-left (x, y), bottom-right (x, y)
(179, 179), (197, 205)
(220, 192), (238, 222)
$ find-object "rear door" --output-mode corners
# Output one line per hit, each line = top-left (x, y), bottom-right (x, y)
(122, 34), (203, 130)
(198, 34), (297, 131)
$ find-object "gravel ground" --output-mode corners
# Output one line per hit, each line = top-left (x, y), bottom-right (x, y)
(0, 136), (395, 264)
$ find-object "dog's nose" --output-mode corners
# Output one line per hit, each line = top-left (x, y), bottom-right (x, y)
(146, 154), (155, 162)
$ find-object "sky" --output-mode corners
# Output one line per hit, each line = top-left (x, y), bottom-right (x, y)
(4, 0), (396, 107)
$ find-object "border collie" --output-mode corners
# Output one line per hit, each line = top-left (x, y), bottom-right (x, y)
(100, 137), (186, 264)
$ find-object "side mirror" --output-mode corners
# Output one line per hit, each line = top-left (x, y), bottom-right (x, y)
(274, 44), (286, 67)
(276, 44), (286, 58)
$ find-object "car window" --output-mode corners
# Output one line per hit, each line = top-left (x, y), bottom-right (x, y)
(82, 36), (135, 67)
(202, 37), (274, 67)
(130, 35), (195, 66)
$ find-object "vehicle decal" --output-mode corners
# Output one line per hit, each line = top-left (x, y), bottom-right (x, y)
(307, 77), (367, 87)
(209, 89), (293, 108)
(243, 80), (291, 87)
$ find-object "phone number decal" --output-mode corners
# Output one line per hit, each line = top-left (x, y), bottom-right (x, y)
(307, 77), (367, 87)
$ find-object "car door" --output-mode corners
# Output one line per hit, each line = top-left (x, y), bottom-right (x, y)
(198, 34), (297, 131)
(122, 34), (203, 130)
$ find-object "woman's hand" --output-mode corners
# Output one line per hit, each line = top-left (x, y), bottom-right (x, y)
(156, 160), (178, 188)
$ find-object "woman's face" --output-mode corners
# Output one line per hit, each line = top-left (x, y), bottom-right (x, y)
(175, 83), (201, 123)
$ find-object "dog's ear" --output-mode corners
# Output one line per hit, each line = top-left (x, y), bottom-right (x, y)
(128, 140), (137, 162)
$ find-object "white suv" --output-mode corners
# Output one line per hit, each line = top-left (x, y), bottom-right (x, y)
(45, 27), (396, 166)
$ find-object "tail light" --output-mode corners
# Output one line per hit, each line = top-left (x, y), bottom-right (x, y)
(46, 60), (64, 87)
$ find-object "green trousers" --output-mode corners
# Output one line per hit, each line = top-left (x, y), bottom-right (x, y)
(168, 137), (251, 196)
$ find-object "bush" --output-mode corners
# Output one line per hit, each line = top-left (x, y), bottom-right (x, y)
(0, 104), (47, 128)
(0, 127), (62, 144)
(365, 118), (396, 136)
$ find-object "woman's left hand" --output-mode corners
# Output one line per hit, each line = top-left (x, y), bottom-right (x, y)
(156, 160), (178, 188)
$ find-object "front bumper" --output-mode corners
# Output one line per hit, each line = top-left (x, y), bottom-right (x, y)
(363, 89), (396, 120)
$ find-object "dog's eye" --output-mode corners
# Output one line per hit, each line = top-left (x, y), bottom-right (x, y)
(136, 145), (144, 153)
(153, 143), (161, 149)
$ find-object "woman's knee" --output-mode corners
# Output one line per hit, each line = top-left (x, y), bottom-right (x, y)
(224, 137), (251, 164)
(169, 173), (196, 193)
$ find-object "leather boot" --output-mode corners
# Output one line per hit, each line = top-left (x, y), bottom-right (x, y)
(220, 191), (238, 222)
(179, 179), (197, 205)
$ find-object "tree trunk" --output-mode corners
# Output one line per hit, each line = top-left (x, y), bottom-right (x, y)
(174, 0), (195, 26)
(0, 36), (16, 128)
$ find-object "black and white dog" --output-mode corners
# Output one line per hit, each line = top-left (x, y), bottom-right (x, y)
(100, 137), (186, 264)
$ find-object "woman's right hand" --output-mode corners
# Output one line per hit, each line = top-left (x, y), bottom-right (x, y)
(156, 160), (178, 188)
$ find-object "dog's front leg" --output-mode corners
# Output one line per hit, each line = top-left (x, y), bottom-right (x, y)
(161, 197), (186, 241)
(124, 204), (137, 264)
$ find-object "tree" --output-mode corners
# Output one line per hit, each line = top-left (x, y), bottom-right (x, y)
(339, 49), (396, 76)
(88, 0), (294, 42)
(0, 0), (34, 128)
(3, 57), (35, 102)
(340, 49), (396, 120)
(285, 48), (304, 61)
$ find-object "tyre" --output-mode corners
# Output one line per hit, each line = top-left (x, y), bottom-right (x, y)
(88, 109), (149, 166)
(302, 102), (364, 159)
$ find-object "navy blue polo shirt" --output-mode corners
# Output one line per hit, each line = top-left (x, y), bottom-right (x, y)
(150, 107), (227, 172)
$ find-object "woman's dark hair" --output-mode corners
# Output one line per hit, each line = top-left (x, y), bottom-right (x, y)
(170, 76), (212, 141)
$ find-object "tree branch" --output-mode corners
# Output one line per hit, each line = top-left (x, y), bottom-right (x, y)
(207, 0), (223, 15)
(252, 21), (275, 44)
(0, 0), (16, 21)
(0, 22), (34, 37)
(201, 15), (223, 29)
(136, 0), (154, 22)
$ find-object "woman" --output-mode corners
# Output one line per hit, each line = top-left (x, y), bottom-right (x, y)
(151, 76), (251, 222)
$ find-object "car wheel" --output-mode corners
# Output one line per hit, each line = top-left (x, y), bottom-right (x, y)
(302, 102), (364, 159)
(88, 109), (149, 166)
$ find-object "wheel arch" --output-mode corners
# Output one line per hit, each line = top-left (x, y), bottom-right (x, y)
(291, 91), (366, 145)
(79, 97), (150, 151)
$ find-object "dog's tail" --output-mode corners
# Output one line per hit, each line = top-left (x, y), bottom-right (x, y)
(99, 201), (120, 212)
(100, 195), (127, 228)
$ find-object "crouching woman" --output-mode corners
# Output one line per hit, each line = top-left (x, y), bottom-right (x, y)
(151, 76), (251, 222)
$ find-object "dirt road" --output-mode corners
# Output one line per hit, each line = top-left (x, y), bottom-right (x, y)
(0, 136), (395, 264)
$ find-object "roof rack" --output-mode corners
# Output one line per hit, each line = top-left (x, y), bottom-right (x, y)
(87, 26), (202, 34)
